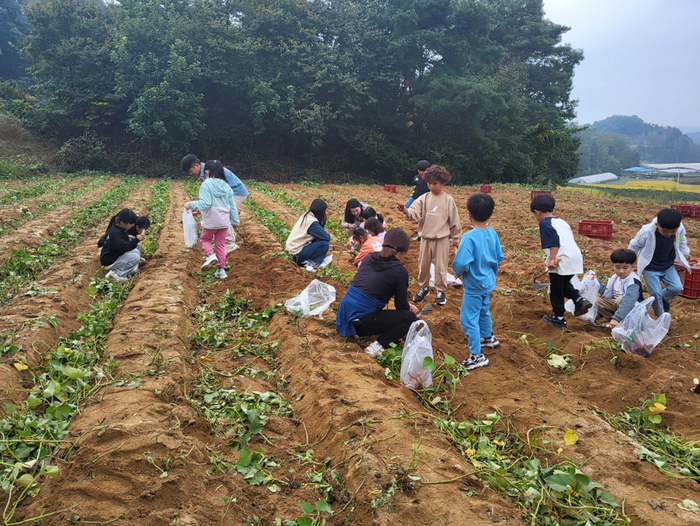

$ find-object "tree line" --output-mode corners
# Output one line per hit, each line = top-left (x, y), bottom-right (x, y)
(1, 0), (583, 184)
(575, 115), (700, 178)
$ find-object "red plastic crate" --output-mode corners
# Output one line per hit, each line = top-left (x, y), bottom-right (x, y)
(530, 190), (552, 199)
(481, 184), (492, 193)
(384, 184), (392, 193)
(675, 258), (700, 299)
(578, 220), (613, 241)
(689, 205), (700, 220)
(671, 203), (694, 218)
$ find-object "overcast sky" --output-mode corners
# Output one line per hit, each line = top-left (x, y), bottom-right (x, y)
(543, 0), (700, 131)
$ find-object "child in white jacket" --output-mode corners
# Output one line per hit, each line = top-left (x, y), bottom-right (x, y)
(185, 160), (239, 279)
(628, 208), (691, 316)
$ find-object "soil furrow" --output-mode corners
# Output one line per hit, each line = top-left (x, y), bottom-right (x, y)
(0, 176), (86, 227)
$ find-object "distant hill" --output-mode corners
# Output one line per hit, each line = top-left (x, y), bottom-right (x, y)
(688, 132), (700, 146)
(591, 115), (700, 163)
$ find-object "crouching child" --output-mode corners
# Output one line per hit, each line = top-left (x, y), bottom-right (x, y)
(596, 248), (644, 328)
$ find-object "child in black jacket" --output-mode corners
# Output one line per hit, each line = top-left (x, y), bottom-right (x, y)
(100, 209), (145, 281)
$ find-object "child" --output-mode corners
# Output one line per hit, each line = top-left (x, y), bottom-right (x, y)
(360, 207), (389, 232)
(628, 208), (691, 316)
(595, 249), (644, 328)
(364, 217), (386, 241)
(98, 215), (150, 250)
(181, 154), (246, 255)
(100, 208), (145, 282)
(352, 227), (383, 267)
(185, 160), (239, 279)
(286, 199), (332, 270)
(531, 194), (591, 330)
(397, 164), (461, 306)
(452, 193), (503, 370)
(404, 160), (430, 209)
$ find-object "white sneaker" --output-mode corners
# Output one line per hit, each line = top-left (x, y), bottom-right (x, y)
(201, 253), (218, 270)
(319, 255), (333, 268)
(364, 341), (384, 357)
(302, 261), (317, 272)
(215, 268), (227, 279)
(106, 270), (127, 282)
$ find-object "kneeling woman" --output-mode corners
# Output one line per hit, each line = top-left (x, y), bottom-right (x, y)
(336, 228), (419, 355)
(100, 208), (145, 282)
(286, 199), (331, 267)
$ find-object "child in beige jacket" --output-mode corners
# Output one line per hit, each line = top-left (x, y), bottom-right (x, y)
(397, 165), (461, 306)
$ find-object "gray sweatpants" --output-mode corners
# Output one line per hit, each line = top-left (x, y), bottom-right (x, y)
(105, 248), (140, 278)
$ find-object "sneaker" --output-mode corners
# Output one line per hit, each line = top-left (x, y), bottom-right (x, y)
(215, 268), (227, 279)
(364, 341), (384, 358)
(461, 353), (490, 370)
(573, 298), (593, 317)
(662, 298), (670, 313)
(435, 291), (446, 305)
(201, 253), (218, 270)
(481, 335), (500, 349)
(105, 270), (127, 282)
(413, 287), (430, 303)
(319, 255), (333, 268)
(302, 261), (317, 273)
(543, 314), (567, 330)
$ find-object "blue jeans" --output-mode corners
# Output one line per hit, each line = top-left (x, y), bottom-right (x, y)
(293, 240), (329, 266)
(459, 292), (493, 355)
(643, 266), (683, 316)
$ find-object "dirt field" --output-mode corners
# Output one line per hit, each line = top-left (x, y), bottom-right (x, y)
(3, 180), (700, 526)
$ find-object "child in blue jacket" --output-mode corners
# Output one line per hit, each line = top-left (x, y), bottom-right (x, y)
(452, 193), (503, 370)
(185, 160), (239, 279)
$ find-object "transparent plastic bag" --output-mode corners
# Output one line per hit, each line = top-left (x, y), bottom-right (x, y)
(429, 263), (462, 288)
(565, 270), (600, 323)
(284, 279), (336, 318)
(612, 297), (671, 357)
(400, 320), (434, 389)
(182, 207), (198, 249)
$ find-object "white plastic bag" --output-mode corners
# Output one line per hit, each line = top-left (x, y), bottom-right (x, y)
(400, 320), (434, 389)
(612, 297), (671, 357)
(284, 279), (336, 318)
(565, 270), (600, 323)
(429, 263), (463, 288)
(182, 207), (198, 249)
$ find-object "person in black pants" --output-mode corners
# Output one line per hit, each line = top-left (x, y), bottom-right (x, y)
(336, 228), (419, 356)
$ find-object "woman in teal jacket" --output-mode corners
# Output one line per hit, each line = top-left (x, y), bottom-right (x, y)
(185, 160), (239, 279)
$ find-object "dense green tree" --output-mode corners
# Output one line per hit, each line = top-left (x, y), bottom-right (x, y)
(0, 0), (29, 79)
(575, 127), (639, 176)
(21, 0), (115, 137)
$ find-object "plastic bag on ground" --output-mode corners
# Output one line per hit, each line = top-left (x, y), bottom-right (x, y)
(612, 297), (671, 357)
(182, 207), (198, 249)
(429, 263), (463, 288)
(284, 279), (336, 318)
(565, 270), (600, 323)
(400, 320), (434, 389)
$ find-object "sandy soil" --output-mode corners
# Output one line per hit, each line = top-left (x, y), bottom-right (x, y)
(5, 181), (700, 525)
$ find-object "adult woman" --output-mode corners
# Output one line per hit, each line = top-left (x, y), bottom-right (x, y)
(336, 228), (419, 355)
(285, 199), (332, 268)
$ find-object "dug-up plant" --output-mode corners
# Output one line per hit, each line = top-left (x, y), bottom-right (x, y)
(600, 393), (700, 481)
(435, 413), (629, 526)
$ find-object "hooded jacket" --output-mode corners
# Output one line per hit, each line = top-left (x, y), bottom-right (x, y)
(190, 178), (239, 230)
(628, 218), (690, 275)
(335, 253), (410, 337)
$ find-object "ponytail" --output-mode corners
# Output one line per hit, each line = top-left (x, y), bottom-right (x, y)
(379, 228), (410, 258)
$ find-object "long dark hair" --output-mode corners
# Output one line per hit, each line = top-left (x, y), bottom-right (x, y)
(379, 228), (410, 258)
(203, 160), (227, 181)
(343, 198), (363, 224)
(364, 217), (384, 236)
(306, 198), (327, 227)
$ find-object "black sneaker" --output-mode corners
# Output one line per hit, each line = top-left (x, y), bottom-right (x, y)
(662, 298), (671, 313)
(435, 291), (446, 305)
(543, 314), (567, 330)
(573, 298), (593, 317)
(413, 287), (429, 302)
(481, 335), (500, 349)
(461, 353), (490, 370)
